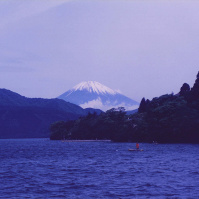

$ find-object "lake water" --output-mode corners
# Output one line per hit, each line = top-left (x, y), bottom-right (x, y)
(0, 139), (199, 199)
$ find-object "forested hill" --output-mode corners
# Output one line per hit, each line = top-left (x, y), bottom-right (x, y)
(0, 89), (102, 139)
(50, 72), (199, 143)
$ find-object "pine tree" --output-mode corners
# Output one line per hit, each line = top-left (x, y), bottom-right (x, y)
(179, 83), (190, 96)
(138, 98), (146, 113)
(190, 71), (199, 100)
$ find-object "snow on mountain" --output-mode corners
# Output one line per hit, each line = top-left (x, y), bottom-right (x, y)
(73, 81), (117, 95)
(58, 81), (139, 111)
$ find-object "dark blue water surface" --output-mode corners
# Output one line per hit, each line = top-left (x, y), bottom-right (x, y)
(0, 139), (199, 199)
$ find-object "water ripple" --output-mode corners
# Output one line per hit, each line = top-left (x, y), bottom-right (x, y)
(0, 139), (199, 198)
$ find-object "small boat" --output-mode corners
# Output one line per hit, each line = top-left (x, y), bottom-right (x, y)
(128, 149), (144, 151)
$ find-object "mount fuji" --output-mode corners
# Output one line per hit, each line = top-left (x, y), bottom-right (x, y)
(57, 81), (139, 111)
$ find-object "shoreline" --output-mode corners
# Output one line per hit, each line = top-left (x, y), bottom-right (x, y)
(61, 140), (112, 142)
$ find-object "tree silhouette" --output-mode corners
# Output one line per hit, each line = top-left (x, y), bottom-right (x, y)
(138, 98), (146, 113)
(179, 83), (190, 96)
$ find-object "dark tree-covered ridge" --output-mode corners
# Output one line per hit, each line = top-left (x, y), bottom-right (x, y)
(0, 89), (102, 139)
(50, 72), (199, 143)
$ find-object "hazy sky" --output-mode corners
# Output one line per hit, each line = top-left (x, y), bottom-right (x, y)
(0, 0), (199, 102)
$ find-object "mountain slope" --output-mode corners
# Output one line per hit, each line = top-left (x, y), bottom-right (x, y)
(58, 81), (139, 111)
(0, 88), (99, 139)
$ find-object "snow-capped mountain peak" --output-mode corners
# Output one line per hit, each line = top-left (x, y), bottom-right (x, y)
(58, 81), (139, 111)
(73, 81), (117, 95)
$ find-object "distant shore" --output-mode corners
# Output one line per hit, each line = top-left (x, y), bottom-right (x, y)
(61, 140), (111, 142)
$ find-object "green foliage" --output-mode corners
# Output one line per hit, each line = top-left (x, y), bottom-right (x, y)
(179, 83), (190, 97)
(50, 72), (199, 143)
(138, 98), (146, 113)
(50, 108), (134, 142)
(50, 120), (75, 140)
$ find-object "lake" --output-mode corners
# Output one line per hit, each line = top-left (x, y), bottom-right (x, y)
(0, 139), (199, 198)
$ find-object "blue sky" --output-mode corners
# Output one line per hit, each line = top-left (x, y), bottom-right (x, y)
(0, 0), (199, 102)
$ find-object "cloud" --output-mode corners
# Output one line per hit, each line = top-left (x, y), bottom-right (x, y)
(0, 66), (34, 73)
(80, 97), (105, 110)
(0, 0), (72, 27)
(79, 97), (139, 111)
(0, 48), (43, 73)
(0, 52), (39, 73)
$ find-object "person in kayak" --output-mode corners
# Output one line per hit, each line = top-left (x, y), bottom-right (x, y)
(136, 143), (139, 150)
